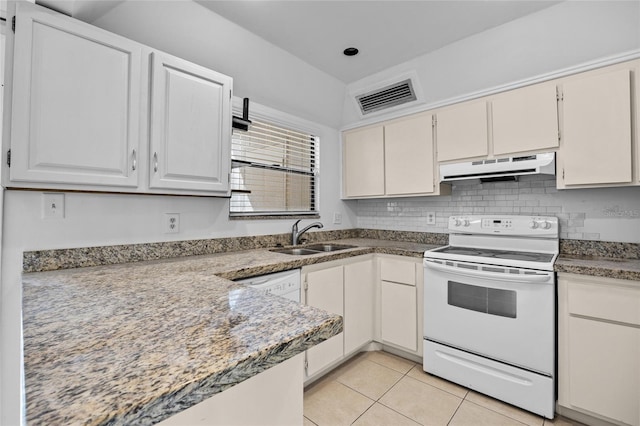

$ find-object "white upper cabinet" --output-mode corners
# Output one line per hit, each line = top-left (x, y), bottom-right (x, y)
(342, 125), (385, 197)
(435, 100), (488, 162)
(384, 113), (435, 196)
(9, 3), (142, 188)
(342, 112), (448, 199)
(149, 52), (232, 194)
(5, 3), (233, 196)
(492, 83), (559, 156)
(558, 67), (633, 187)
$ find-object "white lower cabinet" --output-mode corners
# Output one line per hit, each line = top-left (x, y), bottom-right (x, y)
(304, 264), (344, 378)
(302, 256), (375, 380)
(378, 256), (423, 355)
(558, 273), (640, 426)
(381, 281), (417, 351)
(344, 259), (374, 355)
(302, 254), (423, 381)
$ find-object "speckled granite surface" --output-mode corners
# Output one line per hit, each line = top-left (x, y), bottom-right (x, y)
(556, 240), (640, 281)
(22, 238), (435, 425)
(23, 229), (640, 424)
(560, 239), (640, 259)
(555, 257), (640, 281)
(22, 229), (439, 273)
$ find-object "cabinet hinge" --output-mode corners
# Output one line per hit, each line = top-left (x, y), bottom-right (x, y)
(432, 116), (437, 128)
(304, 356), (309, 371)
(11, 16), (16, 32)
(558, 130), (561, 142)
(6, 150), (11, 167)
(556, 87), (563, 101)
(562, 168), (565, 180)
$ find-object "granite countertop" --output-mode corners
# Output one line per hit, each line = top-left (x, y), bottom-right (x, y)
(22, 238), (436, 425)
(24, 231), (638, 425)
(555, 255), (640, 281)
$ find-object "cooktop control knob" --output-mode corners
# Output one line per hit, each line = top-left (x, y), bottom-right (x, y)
(540, 221), (552, 229)
(453, 218), (462, 226)
(462, 219), (470, 227)
(529, 220), (539, 229)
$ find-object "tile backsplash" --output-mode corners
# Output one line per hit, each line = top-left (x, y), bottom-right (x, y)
(356, 175), (640, 243)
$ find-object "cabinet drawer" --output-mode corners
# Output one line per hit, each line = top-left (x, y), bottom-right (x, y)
(380, 258), (416, 286)
(569, 282), (640, 326)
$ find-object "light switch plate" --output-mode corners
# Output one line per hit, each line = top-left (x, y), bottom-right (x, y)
(333, 212), (342, 224)
(42, 193), (65, 219)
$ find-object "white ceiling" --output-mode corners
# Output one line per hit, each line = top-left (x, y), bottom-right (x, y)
(196, 0), (562, 84)
(36, 0), (561, 84)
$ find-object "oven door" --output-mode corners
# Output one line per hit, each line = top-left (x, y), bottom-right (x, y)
(423, 258), (555, 375)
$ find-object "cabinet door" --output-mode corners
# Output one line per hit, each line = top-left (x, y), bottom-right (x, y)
(568, 317), (639, 426)
(385, 113), (435, 195)
(492, 83), (559, 156)
(344, 259), (374, 355)
(436, 100), (488, 162)
(381, 281), (417, 352)
(343, 126), (385, 197)
(305, 266), (344, 377)
(560, 69), (632, 186)
(149, 51), (232, 194)
(10, 3), (141, 187)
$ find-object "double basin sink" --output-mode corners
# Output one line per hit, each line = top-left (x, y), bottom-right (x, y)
(270, 243), (356, 256)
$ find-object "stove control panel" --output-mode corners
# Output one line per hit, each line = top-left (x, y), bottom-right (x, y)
(448, 215), (558, 237)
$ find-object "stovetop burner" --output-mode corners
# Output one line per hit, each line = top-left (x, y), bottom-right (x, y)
(431, 246), (555, 263)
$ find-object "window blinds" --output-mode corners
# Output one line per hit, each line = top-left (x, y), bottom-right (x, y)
(230, 118), (317, 216)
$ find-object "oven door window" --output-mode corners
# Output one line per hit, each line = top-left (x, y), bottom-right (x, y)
(447, 281), (517, 318)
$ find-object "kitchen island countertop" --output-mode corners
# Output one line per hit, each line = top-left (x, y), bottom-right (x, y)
(22, 238), (436, 425)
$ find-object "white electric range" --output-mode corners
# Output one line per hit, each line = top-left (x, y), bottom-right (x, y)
(423, 215), (559, 419)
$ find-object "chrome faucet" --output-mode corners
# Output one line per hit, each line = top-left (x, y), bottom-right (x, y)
(291, 220), (323, 245)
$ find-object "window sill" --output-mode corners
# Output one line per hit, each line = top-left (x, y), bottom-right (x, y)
(229, 214), (320, 221)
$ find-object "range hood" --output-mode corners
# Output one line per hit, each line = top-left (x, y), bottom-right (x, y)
(440, 152), (555, 182)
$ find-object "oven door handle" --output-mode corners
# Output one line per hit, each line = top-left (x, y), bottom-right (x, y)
(425, 261), (553, 283)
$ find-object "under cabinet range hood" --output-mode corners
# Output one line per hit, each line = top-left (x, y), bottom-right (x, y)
(440, 152), (555, 182)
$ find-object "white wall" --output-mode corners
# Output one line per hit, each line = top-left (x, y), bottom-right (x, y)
(343, 1), (640, 126)
(91, 0), (346, 130)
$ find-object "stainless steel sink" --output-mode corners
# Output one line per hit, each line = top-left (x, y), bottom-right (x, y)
(269, 244), (357, 255)
(303, 244), (356, 252)
(270, 248), (322, 256)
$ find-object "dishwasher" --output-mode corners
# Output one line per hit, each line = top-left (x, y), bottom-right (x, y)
(235, 269), (301, 303)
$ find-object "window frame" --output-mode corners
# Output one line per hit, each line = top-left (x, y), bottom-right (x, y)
(229, 98), (320, 219)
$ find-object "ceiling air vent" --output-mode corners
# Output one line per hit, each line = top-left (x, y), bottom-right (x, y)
(355, 79), (417, 115)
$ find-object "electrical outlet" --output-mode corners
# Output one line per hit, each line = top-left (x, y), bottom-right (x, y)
(42, 193), (65, 219)
(426, 211), (436, 225)
(165, 213), (180, 234)
(333, 212), (342, 224)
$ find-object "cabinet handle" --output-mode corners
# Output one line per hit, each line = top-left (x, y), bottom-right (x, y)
(131, 149), (137, 171)
(153, 152), (158, 173)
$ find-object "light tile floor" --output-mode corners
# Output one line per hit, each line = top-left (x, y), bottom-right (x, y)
(304, 351), (584, 426)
